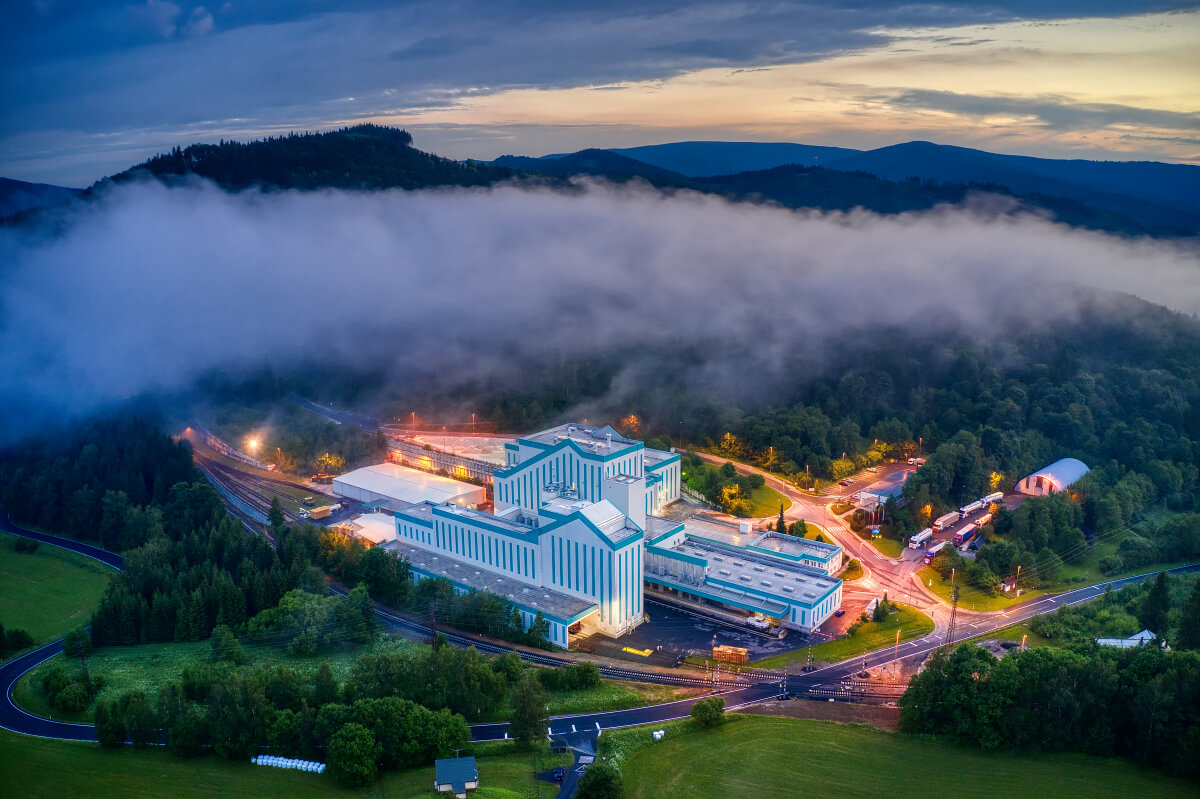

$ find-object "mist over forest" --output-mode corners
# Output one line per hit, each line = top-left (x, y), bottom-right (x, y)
(2, 176), (1198, 443)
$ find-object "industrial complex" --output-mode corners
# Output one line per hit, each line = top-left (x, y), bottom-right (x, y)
(332, 423), (848, 648)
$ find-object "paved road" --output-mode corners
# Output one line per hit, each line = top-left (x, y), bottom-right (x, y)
(3, 517), (1195, 746)
(785, 562), (1200, 692)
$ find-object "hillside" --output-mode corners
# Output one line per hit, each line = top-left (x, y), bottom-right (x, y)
(494, 149), (1161, 236)
(0, 177), (81, 218)
(104, 125), (517, 192)
(608, 141), (860, 176)
(493, 148), (688, 183)
(824, 141), (1200, 233)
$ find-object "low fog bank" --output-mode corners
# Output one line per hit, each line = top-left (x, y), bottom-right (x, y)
(1, 178), (1198, 441)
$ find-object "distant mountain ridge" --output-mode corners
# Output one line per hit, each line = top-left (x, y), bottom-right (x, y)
(823, 141), (1200, 233)
(498, 138), (1199, 235)
(0, 177), (81, 218)
(607, 141), (860, 176)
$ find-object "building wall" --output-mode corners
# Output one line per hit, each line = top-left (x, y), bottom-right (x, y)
(395, 503), (643, 639)
(539, 516), (643, 636)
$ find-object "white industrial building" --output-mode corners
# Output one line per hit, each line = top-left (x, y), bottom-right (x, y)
(332, 462), (486, 509)
(1016, 458), (1090, 496)
(377, 422), (842, 648)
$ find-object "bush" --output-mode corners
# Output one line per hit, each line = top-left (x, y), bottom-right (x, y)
(690, 696), (725, 728)
(54, 682), (91, 712)
(327, 722), (380, 787)
(576, 760), (623, 799)
(6, 627), (34, 653)
(13, 537), (39, 554)
(95, 700), (126, 747)
(1099, 555), (1125, 575)
(41, 666), (71, 704)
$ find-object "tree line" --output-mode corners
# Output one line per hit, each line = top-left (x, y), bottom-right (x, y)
(899, 640), (1200, 780)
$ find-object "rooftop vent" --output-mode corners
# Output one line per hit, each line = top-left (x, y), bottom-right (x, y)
(761, 581), (772, 587)
(718, 569), (731, 576)
(782, 586), (795, 593)
(739, 575), (751, 582)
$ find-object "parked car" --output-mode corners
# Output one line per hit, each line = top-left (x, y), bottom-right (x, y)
(839, 479), (851, 486)
(834, 609), (846, 617)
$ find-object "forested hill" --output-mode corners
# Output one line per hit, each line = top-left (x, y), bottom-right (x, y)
(104, 125), (517, 192)
(89, 125), (1171, 236)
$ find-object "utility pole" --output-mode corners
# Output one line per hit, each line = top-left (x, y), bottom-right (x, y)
(947, 584), (960, 646)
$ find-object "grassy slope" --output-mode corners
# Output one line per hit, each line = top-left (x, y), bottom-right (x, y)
(0, 532), (113, 646)
(744, 484), (791, 517)
(615, 716), (1195, 799)
(0, 729), (562, 799)
(753, 604), (934, 669)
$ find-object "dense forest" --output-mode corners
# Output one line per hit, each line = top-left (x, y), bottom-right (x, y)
(104, 125), (515, 192)
(899, 629), (1200, 779)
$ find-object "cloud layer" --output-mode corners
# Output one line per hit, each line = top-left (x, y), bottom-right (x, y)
(1, 178), (1198, 439)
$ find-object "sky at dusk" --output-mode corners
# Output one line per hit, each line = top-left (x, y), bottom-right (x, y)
(2, 1), (1198, 186)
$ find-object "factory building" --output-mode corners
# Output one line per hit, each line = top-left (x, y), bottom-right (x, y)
(383, 423), (841, 646)
(332, 462), (486, 510)
(1016, 458), (1090, 496)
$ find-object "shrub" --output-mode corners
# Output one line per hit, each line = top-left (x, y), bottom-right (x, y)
(1099, 555), (1125, 575)
(690, 696), (725, 728)
(576, 760), (623, 799)
(13, 537), (39, 554)
(5, 628), (34, 653)
(54, 682), (91, 712)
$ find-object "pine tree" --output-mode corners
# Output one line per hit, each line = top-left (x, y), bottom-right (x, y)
(1139, 571), (1171, 636)
(1177, 579), (1200, 650)
(777, 504), (787, 535)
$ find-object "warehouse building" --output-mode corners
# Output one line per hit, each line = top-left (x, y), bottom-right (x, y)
(382, 423), (841, 646)
(1016, 457), (1090, 496)
(332, 462), (486, 509)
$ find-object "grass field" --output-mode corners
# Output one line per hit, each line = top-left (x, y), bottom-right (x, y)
(0, 532), (114, 648)
(612, 715), (1195, 799)
(13, 636), (426, 723)
(0, 729), (565, 799)
(751, 603), (934, 669)
(744, 484), (791, 517)
(838, 559), (863, 580)
(861, 532), (905, 558)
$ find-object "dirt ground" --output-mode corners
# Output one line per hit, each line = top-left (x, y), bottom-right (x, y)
(740, 698), (901, 731)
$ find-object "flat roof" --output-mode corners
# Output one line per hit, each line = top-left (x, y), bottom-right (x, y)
(520, 423), (640, 456)
(333, 462), (485, 506)
(749, 531), (841, 561)
(434, 502), (536, 534)
(862, 473), (907, 498)
(349, 513), (398, 545)
(644, 515), (684, 542)
(643, 447), (678, 466)
(674, 537), (841, 596)
(678, 515), (759, 548)
(382, 539), (596, 623)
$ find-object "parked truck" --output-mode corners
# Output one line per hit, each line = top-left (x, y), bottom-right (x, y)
(909, 528), (934, 549)
(933, 512), (960, 533)
(924, 540), (949, 564)
(958, 500), (985, 517)
(974, 512), (994, 528)
(982, 491), (1004, 505)
(954, 526), (977, 546)
(309, 505), (334, 520)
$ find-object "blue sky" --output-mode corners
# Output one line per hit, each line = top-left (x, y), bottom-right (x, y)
(2, 1), (1197, 186)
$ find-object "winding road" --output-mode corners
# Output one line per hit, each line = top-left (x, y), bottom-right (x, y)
(3, 512), (1196, 746)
